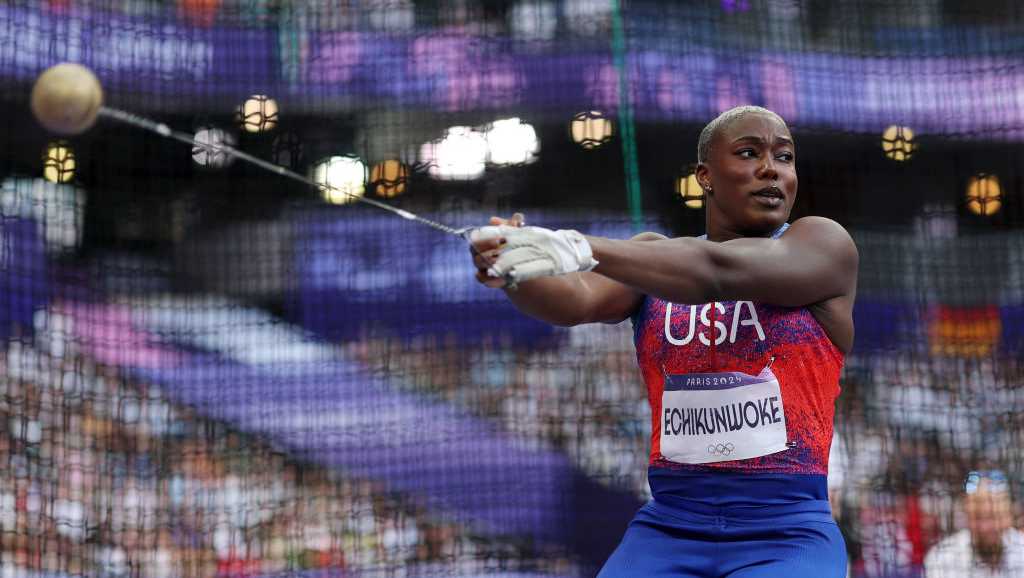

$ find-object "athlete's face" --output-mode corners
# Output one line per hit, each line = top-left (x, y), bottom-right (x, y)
(697, 113), (797, 240)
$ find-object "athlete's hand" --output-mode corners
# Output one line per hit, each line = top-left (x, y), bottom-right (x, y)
(486, 226), (598, 284)
(470, 213), (524, 288)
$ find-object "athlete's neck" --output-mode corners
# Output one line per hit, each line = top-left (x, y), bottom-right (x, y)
(702, 223), (789, 242)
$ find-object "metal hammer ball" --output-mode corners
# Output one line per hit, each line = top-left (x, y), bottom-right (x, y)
(30, 63), (104, 135)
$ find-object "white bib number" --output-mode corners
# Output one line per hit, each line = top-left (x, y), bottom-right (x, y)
(660, 367), (788, 464)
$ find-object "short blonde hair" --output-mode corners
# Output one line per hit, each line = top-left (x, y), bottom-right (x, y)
(697, 106), (788, 164)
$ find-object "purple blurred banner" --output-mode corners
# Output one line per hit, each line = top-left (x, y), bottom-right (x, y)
(299, 31), (1024, 137)
(0, 217), (49, 338)
(0, 5), (277, 100)
(4, 5), (1023, 136)
(289, 211), (659, 343)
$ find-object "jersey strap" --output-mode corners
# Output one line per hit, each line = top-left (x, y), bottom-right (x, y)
(697, 222), (790, 241)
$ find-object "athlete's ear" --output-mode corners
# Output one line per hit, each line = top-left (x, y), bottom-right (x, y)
(695, 163), (713, 195)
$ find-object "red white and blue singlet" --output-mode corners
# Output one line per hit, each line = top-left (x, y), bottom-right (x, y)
(598, 223), (849, 578)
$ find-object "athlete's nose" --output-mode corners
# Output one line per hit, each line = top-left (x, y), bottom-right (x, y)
(756, 157), (778, 182)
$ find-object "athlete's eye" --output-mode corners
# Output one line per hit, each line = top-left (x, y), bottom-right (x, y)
(737, 149), (758, 159)
(775, 152), (794, 163)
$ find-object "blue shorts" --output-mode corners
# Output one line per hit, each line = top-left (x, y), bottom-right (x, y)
(598, 473), (847, 578)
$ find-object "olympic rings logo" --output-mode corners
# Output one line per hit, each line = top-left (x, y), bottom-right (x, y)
(707, 442), (735, 456)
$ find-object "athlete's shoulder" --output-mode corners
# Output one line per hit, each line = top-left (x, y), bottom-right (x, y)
(631, 231), (670, 241)
(786, 217), (851, 241)
(784, 217), (858, 260)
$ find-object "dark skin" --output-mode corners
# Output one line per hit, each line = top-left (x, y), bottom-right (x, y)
(472, 112), (858, 353)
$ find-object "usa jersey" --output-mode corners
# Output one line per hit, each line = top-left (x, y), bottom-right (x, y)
(631, 224), (843, 505)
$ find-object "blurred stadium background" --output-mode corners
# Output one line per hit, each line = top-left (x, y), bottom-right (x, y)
(1, 0), (1023, 577)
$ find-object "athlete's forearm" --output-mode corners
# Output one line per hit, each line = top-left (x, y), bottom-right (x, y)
(588, 236), (719, 304)
(502, 274), (592, 327)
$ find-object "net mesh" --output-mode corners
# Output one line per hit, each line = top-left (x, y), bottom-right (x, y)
(1, 1), (1023, 577)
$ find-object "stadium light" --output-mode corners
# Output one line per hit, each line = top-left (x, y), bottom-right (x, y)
(486, 118), (539, 166)
(881, 125), (915, 162)
(965, 173), (1002, 216)
(238, 95), (279, 134)
(43, 141), (75, 183)
(420, 126), (488, 180)
(192, 127), (236, 168)
(570, 111), (614, 150)
(370, 160), (409, 198)
(313, 155), (367, 205)
(676, 167), (704, 210)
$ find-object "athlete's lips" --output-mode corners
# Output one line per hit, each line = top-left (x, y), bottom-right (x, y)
(751, 185), (784, 199)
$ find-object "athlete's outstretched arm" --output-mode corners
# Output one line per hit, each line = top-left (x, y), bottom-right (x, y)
(586, 216), (857, 308)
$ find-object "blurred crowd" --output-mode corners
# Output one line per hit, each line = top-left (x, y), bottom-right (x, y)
(345, 322), (652, 500)
(0, 330), (576, 578)
(836, 353), (1024, 577)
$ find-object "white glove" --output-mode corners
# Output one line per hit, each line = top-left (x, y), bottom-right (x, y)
(469, 225), (518, 243)
(481, 226), (598, 283)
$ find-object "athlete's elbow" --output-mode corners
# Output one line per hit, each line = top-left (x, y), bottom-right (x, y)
(520, 304), (589, 327)
(547, 298), (625, 327)
(550, 317), (583, 328)
(545, 309), (586, 327)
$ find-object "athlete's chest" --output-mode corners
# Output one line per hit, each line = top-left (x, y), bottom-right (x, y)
(636, 298), (825, 359)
